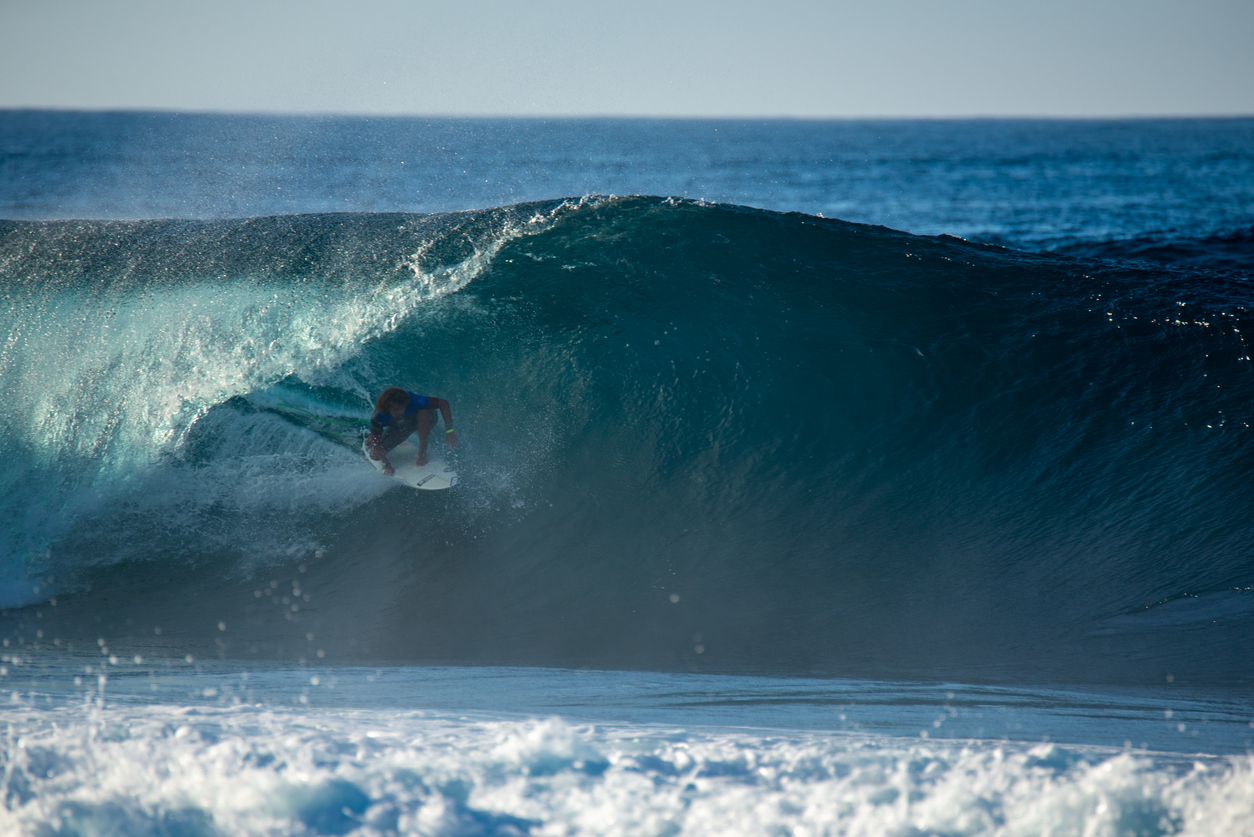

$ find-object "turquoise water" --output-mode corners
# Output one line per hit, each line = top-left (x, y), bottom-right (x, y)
(1, 113), (1253, 835)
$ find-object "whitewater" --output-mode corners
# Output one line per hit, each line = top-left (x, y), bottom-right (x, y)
(1, 113), (1253, 835)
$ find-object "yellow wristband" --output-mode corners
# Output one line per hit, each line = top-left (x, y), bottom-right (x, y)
(445, 427), (455, 434)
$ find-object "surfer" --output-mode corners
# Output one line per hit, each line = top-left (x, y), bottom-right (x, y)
(366, 388), (459, 474)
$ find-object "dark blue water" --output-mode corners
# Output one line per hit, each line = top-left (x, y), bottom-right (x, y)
(6, 112), (1253, 248)
(1, 112), (1253, 836)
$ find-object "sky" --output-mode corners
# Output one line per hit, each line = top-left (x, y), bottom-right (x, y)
(1, 0), (1251, 117)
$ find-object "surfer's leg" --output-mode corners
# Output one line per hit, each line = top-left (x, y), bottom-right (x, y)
(377, 412), (422, 457)
(377, 425), (407, 454)
(413, 409), (435, 466)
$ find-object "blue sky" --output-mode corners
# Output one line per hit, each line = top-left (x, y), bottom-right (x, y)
(2, 0), (1251, 116)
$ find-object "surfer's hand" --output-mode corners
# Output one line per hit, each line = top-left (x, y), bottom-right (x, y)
(446, 430), (459, 450)
(383, 463), (394, 476)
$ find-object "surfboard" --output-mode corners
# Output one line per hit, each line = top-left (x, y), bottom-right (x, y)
(363, 438), (458, 490)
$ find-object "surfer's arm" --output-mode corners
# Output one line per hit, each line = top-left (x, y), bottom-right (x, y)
(373, 443), (395, 475)
(366, 426), (395, 475)
(428, 397), (459, 449)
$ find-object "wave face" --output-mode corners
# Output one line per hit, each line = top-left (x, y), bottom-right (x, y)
(3, 197), (1254, 686)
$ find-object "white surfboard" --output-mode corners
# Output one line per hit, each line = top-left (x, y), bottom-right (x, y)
(363, 438), (458, 490)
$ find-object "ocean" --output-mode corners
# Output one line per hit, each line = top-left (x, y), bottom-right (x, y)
(1, 112), (1253, 835)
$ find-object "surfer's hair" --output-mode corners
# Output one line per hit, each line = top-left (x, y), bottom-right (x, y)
(375, 388), (409, 412)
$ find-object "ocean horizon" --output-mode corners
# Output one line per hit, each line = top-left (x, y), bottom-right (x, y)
(2, 111), (1253, 836)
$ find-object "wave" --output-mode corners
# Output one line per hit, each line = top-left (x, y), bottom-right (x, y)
(2, 197), (1253, 686)
(1055, 226), (1254, 273)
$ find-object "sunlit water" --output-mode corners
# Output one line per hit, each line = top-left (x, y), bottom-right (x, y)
(2, 113), (1253, 835)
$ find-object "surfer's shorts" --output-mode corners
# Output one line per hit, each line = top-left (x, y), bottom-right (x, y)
(378, 413), (423, 452)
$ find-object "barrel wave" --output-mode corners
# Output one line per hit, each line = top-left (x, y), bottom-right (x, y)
(2, 196), (1252, 687)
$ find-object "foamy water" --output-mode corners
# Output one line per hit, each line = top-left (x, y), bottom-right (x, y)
(4, 697), (1251, 837)
(3, 113), (1253, 836)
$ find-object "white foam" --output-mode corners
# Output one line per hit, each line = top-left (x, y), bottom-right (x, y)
(0, 203), (593, 587)
(0, 698), (1249, 836)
